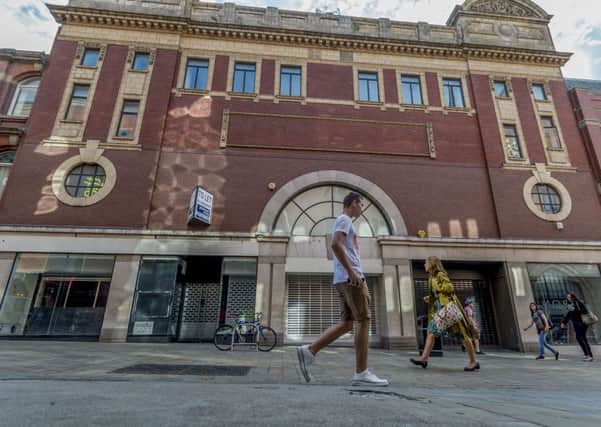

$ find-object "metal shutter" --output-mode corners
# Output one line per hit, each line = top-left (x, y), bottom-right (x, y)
(285, 274), (378, 341)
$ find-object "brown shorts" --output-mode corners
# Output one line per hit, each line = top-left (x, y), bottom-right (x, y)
(335, 281), (371, 321)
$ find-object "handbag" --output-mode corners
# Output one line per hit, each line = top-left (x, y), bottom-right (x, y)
(581, 311), (599, 326)
(431, 301), (463, 333)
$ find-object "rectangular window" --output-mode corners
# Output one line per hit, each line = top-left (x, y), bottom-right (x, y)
(116, 100), (140, 138)
(443, 78), (465, 108)
(401, 75), (423, 105)
(494, 80), (509, 97)
(184, 58), (209, 90)
(81, 48), (100, 67)
(503, 124), (523, 159)
(132, 52), (150, 71)
(358, 72), (379, 102)
(532, 83), (547, 101)
(232, 62), (256, 94)
(541, 116), (561, 149)
(65, 84), (90, 121)
(279, 65), (302, 97)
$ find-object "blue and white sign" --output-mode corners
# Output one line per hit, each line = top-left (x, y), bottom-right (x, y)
(188, 186), (214, 225)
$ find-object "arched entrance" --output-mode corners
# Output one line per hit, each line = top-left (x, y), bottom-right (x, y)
(256, 171), (410, 347)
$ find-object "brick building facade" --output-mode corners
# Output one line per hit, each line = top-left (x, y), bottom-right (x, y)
(0, 0), (599, 352)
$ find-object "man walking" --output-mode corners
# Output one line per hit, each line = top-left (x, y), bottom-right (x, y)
(296, 191), (388, 386)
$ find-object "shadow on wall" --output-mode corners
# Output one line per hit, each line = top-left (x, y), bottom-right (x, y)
(148, 96), (225, 228)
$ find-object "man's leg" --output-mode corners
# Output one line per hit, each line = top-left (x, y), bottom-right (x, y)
(355, 318), (369, 373)
(309, 320), (353, 355)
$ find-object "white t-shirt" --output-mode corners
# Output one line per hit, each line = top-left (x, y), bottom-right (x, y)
(332, 214), (363, 284)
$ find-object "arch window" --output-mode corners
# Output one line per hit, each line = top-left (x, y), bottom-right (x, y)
(9, 77), (40, 117)
(273, 185), (391, 237)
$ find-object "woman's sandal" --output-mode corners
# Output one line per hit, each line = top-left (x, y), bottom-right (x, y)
(410, 358), (428, 369)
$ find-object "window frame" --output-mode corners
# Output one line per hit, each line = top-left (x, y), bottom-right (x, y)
(279, 65), (302, 98)
(232, 62), (257, 94)
(493, 80), (509, 98)
(64, 164), (107, 199)
(503, 123), (524, 160)
(541, 116), (562, 149)
(357, 71), (380, 103)
(531, 184), (562, 215)
(80, 48), (101, 67)
(64, 84), (91, 122)
(400, 74), (424, 105)
(442, 78), (466, 108)
(8, 77), (40, 117)
(115, 99), (141, 139)
(131, 52), (150, 72)
(531, 83), (547, 101)
(183, 58), (210, 91)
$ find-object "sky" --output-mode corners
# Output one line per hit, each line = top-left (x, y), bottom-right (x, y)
(0, 0), (599, 79)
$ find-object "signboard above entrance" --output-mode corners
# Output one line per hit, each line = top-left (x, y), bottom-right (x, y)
(188, 186), (214, 225)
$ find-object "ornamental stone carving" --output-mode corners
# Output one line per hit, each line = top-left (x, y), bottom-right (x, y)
(468, 1), (538, 18)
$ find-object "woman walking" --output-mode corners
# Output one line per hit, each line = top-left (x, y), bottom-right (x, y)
(561, 293), (594, 361)
(524, 302), (559, 361)
(410, 256), (480, 371)
(464, 297), (484, 355)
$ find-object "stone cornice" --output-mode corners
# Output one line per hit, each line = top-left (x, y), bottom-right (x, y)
(0, 48), (48, 63)
(48, 4), (571, 67)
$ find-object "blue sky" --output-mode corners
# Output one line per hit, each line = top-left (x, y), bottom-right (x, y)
(1, 0), (599, 79)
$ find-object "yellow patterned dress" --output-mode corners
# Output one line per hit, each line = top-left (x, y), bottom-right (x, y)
(426, 271), (472, 340)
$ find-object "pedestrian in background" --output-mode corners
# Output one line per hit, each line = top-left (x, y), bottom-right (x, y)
(524, 302), (559, 361)
(464, 297), (484, 355)
(561, 293), (595, 362)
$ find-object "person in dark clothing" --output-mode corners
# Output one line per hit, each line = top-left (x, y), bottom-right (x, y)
(561, 293), (594, 361)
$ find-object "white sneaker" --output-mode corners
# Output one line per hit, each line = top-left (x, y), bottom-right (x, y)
(584, 356), (593, 362)
(351, 369), (389, 387)
(296, 345), (315, 383)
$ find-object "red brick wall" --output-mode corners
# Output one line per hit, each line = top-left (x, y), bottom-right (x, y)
(260, 59), (275, 95)
(511, 78), (546, 163)
(83, 45), (128, 142)
(23, 40), (77, 145)
(212, 55), (228, 92)
(383, 69), (398, 104)
(425, 72), (441, 107)
(307, 63), (353, 100)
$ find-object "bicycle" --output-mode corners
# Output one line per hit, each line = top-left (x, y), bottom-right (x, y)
(213, 312), (277, 352)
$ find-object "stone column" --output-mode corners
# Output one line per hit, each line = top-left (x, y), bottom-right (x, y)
(379, 264), (402, 349)
(0, 253), (16, 303)
(505, 262), (534, 352)
(397, 259), (417, 342)
(100, 255), (141, 342)
(256, 237), (288, 339)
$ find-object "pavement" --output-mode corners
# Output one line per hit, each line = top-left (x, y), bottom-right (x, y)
(0, 341), (599, 427)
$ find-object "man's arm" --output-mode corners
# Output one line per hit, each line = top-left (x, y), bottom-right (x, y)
(331, 231), (362, 285)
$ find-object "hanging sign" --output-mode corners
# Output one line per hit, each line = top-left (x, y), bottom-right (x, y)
(188, 186), (213, 225)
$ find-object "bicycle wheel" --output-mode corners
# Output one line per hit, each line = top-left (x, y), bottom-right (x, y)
(257, 326), (277, 352)
(214, 325), (235, 351)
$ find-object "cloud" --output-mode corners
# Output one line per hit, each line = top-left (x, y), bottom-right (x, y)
(1, 0), (599, 79)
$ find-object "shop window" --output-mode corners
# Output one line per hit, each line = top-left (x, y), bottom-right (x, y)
(528, 264), (601, 345)
(0, 254), (115, 337)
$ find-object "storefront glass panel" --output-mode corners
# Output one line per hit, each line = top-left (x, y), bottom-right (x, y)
(528, 263), (601, 345)
(0, 254), (115, 337)
(128, 257), (179, 337)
